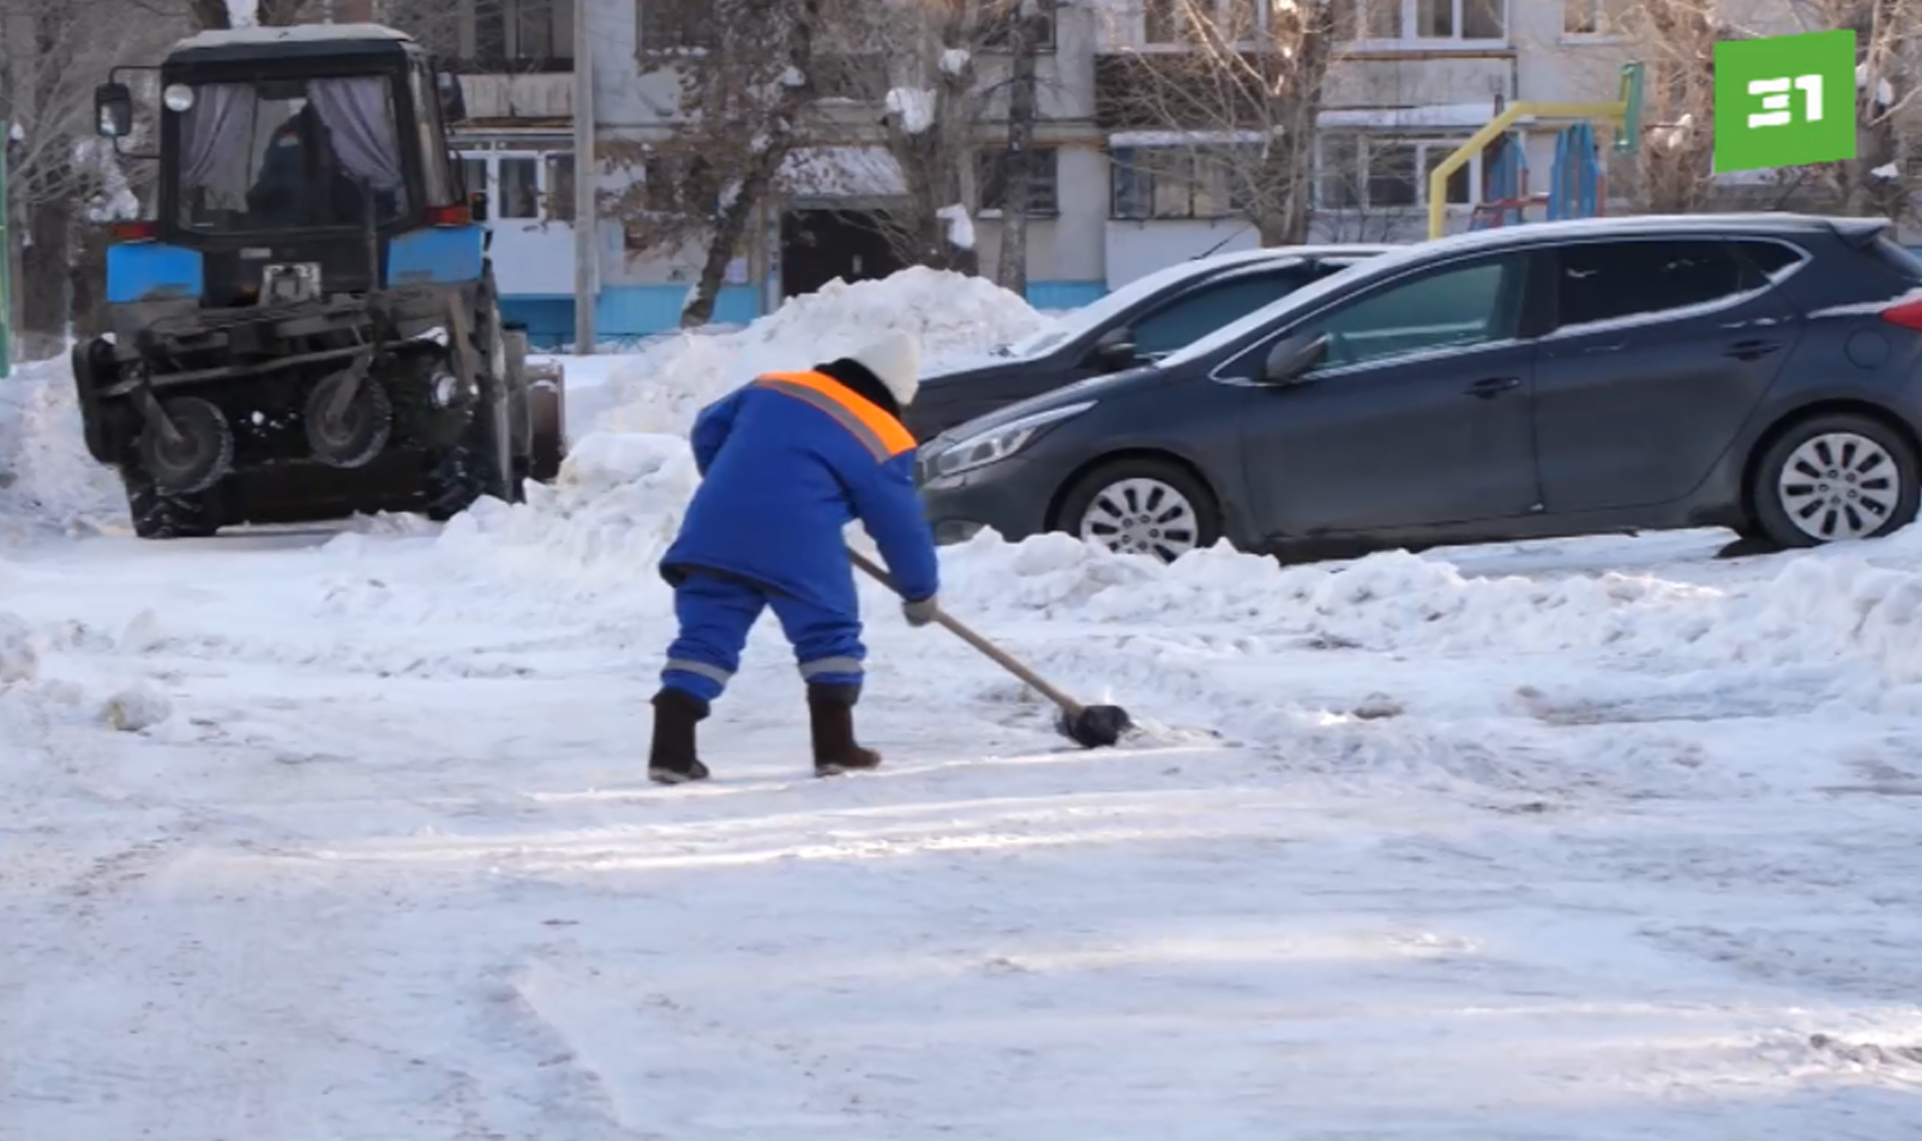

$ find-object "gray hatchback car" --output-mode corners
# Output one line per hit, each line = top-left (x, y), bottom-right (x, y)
(916, 213), (1922, 562)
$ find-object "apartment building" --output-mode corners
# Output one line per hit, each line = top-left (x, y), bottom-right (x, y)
(405, 0), (1659, 344)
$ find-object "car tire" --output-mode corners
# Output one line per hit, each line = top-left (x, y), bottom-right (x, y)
(1055, 457), (1222, 563)
(1748, 411), (1920, 548)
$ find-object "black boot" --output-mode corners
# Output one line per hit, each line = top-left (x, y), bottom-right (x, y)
(808, 683), (882, 776)
(648, 689), (711, 784)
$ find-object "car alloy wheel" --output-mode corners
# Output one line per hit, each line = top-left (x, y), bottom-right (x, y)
(1077, 476), (1202, 561)
(1775, 431), (1901, 542)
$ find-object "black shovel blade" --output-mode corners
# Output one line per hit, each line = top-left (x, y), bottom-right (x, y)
(1060, 704), (1133, 749)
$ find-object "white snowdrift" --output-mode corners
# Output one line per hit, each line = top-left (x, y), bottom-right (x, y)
(581, 267), (1047, 437)
(0, 357), (124, 537)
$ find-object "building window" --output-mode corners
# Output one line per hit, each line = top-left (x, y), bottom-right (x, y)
(978, 148), (1060, 215)
(1111, 147), (1234, 219)
(473, 0), (570, 66)
(1316, 133), (1474, 210)
(545, 154), (575, 222)
(978, 0), (1057, 51)
(638, 0), (718, 52)
(1335, 0), (1505, 42)
(498, 156), (541, 218)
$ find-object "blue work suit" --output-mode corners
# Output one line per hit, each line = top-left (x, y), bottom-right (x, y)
(657, 366), (940, 704)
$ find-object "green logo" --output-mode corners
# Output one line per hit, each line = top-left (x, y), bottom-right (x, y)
(1713, 29), (1857, 173)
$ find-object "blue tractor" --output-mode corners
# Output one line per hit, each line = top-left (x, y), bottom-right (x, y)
(79, 24), (566, 538)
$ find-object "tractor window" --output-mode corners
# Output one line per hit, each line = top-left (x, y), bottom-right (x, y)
(173, 75), (411, 233)
(409, 63), (454, 208)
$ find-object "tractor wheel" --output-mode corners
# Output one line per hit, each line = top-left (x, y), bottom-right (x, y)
(423, 290), (520, 521)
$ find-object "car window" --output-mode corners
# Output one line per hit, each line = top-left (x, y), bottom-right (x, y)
(1553, 239), (1752, 332)
(1129, 271), (1311, 357)
(1733, 239), (1805, 284)
(1289, 255), (1520, 372)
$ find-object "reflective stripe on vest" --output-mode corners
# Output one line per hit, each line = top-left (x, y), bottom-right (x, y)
(755, 370), (917, 461)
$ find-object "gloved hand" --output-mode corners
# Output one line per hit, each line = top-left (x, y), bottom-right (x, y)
(902, 596), (939, 628)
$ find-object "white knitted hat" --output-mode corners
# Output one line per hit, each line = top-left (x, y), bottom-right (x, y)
(847, 330), (921, 408)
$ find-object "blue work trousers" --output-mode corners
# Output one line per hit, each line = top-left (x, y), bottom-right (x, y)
(660, 572), (864, 703)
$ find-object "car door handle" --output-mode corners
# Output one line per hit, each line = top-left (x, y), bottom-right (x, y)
(1465, 376), (1522, 398)
(1725, 339), (1783, 360)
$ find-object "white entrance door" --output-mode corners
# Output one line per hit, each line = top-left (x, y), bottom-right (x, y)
(460, 149), (576, 296)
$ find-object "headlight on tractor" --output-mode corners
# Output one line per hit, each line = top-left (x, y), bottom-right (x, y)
(925, 400), (1095, 481)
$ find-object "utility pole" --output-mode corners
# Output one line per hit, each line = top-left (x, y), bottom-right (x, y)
(1, 133), (12, 379)
(572, 0), (597, 354)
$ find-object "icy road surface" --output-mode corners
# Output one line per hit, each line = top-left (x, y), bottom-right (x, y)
(7, 266), (1922, 1138)
(5, 516), (1922, 1141)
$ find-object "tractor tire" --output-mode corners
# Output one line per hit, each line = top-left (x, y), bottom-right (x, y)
(423, 285), (521, 521)
(121, 465), (219, 540)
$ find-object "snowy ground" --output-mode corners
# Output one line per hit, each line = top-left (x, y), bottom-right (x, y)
(5, 271), (1922, 1139)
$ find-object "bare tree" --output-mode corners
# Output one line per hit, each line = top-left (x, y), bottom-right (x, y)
(1097, 0), (1340, 246)
(608, 0), (823, 326)
(813, 0), (989, 274)
(1, 0), (200, 357)
(1791, 0), (1922, 222)
(992, 0), (1053, 293)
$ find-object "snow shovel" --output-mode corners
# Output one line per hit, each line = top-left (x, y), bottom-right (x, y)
(848, 549), (1134, 749)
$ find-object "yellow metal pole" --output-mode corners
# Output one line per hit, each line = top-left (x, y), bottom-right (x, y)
(1426, 101), (1630, 241)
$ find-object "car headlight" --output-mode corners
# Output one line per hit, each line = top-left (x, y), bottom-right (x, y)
(925, 400), (1095, 480)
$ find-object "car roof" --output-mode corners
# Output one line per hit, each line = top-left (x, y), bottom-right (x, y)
(1156, 214), (1887, 372)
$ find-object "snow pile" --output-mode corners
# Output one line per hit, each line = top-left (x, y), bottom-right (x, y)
(0, 357), (125, 537)
(929, 529), (1922, 698)
(885, 87), (937, 133)
(586, 267), (1045, 438)
(101, 680), (172, 732)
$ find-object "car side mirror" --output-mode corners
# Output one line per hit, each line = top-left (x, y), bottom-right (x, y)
(1090, 326), (1137, 370)
(1261, 332), (1329, 386)
(437, 71), (467, 123)
(468, 190), (490, 222)
(95, 82), (134, 138)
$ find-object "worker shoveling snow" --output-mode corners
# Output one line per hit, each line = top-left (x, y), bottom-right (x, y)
(5, 268), (1922, 1140)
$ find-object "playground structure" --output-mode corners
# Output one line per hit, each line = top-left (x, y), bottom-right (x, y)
(1428, 62), (1645, 241)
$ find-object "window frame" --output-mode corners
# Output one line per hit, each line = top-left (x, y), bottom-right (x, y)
(1313, 132), (1478, 212)
(1536, 236), (1804, 341)
(976, 147), (1061, 218)
(1335, 0), (1510, 48)
(1208, 250), (1532, 384)
(470, 0), (573, 69)
(637, 0), (719, 55)
(1109, 145), (1238, 220)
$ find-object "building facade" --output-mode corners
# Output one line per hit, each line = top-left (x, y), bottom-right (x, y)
(384, 0), (1691, 344)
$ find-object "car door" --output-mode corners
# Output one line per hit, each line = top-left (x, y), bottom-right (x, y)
(1221, 250), (1543, 538)
(1530, 236), (1804, 514)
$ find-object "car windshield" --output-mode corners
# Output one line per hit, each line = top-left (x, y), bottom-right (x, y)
(1154, 246), (1432, 371)
(173, 75), (410, 233)
(1002, 251), (1292, 358)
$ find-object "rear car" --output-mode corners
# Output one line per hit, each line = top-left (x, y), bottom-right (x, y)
(916, 213), (1922, 561)
(905, 244), (1393, 440)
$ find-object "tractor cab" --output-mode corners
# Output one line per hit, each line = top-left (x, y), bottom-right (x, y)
(75, 24), (565, 543)
(95, 24), (478, 306)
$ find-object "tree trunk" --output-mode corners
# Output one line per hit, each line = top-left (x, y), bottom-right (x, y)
(20, 195), (72, 361)
(994, 3), (1047, 295)
(679, 0), (821, 327)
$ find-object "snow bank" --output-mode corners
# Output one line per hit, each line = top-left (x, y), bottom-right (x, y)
(926, 529), (1922, 699)
(585, 267), (1046, 438)
(0, 357), (125, 537)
